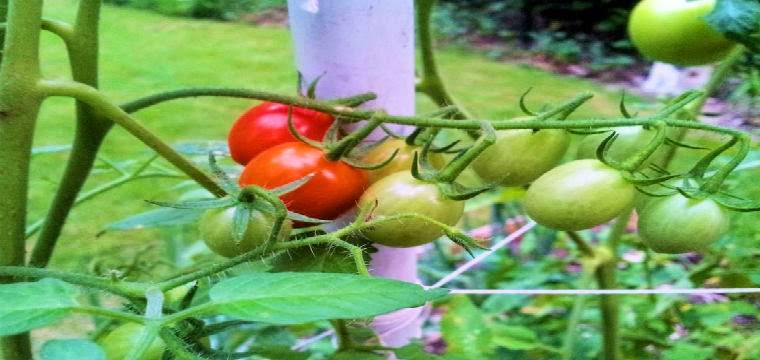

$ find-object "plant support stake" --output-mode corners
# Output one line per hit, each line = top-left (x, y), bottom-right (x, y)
(287, 0), (421, 347)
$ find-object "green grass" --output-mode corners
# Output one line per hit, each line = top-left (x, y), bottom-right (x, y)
(32, 1), (625, 270)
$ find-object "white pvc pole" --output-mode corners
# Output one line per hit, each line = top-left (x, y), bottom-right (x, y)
(287, 0), (424, 348)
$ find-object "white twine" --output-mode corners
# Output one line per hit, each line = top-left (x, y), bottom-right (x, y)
(429, 221), (537, 289)
(451, 288), (760, 295)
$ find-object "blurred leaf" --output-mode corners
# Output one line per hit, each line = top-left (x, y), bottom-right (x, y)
(103, 207), (204, 232)
(394, 342), (447, 359)
(489, 324), (539, 351)
(0, 279), (79, 336)
(706, 0), (760, 52)
(330, 350), (386, 360)
(441, 296), (493, 360)
(208, 272), (447, 324)
(32, 144), (72, 156)
(662, 342), (715, 360)
(41, 339), (105, 360)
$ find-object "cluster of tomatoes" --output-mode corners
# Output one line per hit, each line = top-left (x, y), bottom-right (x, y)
(196, 98), (731, 259)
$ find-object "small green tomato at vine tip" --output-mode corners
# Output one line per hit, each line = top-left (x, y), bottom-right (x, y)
(638, 193), (728, 253)
(628, 0), (735, 66)
(524, 159), (635, 231)
(98, 323), (165, 360)
(472, 128), (569, 187)
(199, 207), (292, 258)
(357, 171), (464, 247)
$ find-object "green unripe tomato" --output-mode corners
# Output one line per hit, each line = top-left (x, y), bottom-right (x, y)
(576, 126), (663, 164)
(199, 207), (292, 257)
(357, 171), (464, 247)
(524, 159), (635, 231)
(472, 129), (570, 187)
(98, 323), (165, 360)
(638, 193), (728, 253)
(628, 0), (735, 66)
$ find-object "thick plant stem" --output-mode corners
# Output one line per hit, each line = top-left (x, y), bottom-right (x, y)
(595, 208), (631, 360)
(415, 0), (471, 120)
(30, 0), (107, 267)
(0, 0), (43, 358)
(39, 80), (225, 197)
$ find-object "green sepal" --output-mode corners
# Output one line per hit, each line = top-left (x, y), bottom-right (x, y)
(322, 116), (344, 144)
(624, 173), (681, 186)
(635, 185), (676, 198)
(688, 135), (738, 179)
(665, 137), (708, 150)
(306, 73), (325, 99)
(595, 131), (619, 167)
(207, 152), (239, 195)
(713, 193), (760, 212)
(567, 128), (609, 135)
(519, 87), (537, 116)
(444, 229), (488, 257)
(438, 182), (493, 201)
(619, 92), (636, 118)
(655, 90), (702, 117)
(269, 175), (315, 196)
(146, 197), (236, 210)
(287, 106), (324, 148)
(287, 211), (331, 224)
(343, 148), (400, 170)
(232, 203), (252, 244)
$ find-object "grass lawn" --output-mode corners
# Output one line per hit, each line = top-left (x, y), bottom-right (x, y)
(33, 1), (627, 271)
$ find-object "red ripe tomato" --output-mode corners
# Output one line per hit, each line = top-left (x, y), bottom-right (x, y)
(228, 102), (334, 165)
(239, 142), (368, 223)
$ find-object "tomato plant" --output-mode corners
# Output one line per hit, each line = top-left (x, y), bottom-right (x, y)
(638, 193), (729, 253)
(362, 139), (445, 183)
(524, 159), (636, 231)
(199, 207), (293, 257)
(628, 0), (735, 66)
(239, 142), (368, 222)
(357, 171), (464, 247)
(98, 324), (165, 360)
(472, 129), (569, 186)
(228, 102), (334, 165)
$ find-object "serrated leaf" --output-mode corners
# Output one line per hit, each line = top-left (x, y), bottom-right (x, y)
(104, 207), (205, 232)
(441, 296), (493, 360)
(41, 339), (105, 360)
(208, 272), (447, 325)
(706, 0), (760, 51)
(0, 279), (79, 336)
(268, 244), (372, 274)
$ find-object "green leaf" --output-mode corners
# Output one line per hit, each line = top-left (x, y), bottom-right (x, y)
(41, 339), (105, 360)
(706, 0), (760, 51)
(394, 342), (448, 359)
(268, 244), (372, 274)
(104, 207), (204, 232)
(0, 279), (79, 336)
(246, 346), (311, 360)
(441, 296), (493, 360)
(662, 342), (715, 360)
(489, 324), (539, 351)
(32, 144), (72, 156)
(208, 272), (447, 325)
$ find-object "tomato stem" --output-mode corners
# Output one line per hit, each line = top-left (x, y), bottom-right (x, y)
(701, 133), (751, 194)
(618, 121), (667, 172)
(436, 121), (496, 183)
(325, 113), (384, 161)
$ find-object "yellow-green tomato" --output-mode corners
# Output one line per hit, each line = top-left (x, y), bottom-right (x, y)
(576, 126), (663, 163)
(638, 193), (728, 253)
(524, 159), (635, 231)
(362, 139), (445, 183)
(98, 323), (165, 360)
(357, 171), (464, 247)
(471, 129), (570, 187)
(199, 207), (292, 257)
(628, 0), (735, 66)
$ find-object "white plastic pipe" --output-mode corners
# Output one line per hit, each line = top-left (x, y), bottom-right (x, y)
(287, 0), (424, 348)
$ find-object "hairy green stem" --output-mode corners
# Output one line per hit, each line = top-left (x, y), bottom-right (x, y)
(39, 80), (226, 197)
(73, 306), (145, 324)
(415, 0), (472, 120)
(660, 46), (746, 166)
(566, 231), (595, 258)
(595, 207), (632, 360)
(332, 320), (352, 351)
(561, 273), (593, 360)
(0, 0), (43, 357)
(0, 266), (150, 298)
